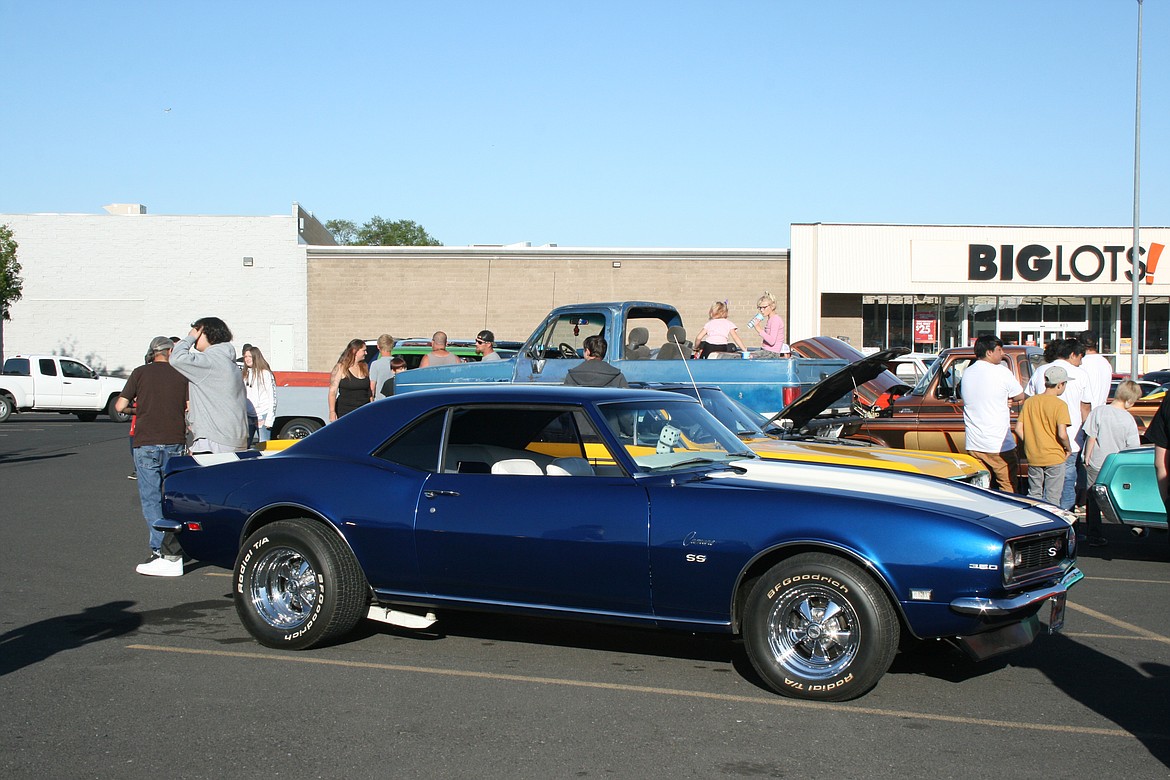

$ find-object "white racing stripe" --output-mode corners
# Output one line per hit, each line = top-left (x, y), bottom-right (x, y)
(190, 452), (250, 466)
(713, 459), (1054, 527)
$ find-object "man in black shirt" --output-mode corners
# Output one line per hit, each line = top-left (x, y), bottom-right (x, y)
(1143, 393), (1170, 553)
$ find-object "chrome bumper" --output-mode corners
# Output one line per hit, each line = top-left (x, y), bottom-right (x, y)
(1090, 484), (1121, 524)
(950, 567), (1084, 617)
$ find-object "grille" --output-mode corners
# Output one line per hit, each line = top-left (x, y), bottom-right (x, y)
(1011, 531), (1069, 582)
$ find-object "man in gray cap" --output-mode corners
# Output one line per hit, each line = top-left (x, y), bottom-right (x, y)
(115, 336), (190, 576)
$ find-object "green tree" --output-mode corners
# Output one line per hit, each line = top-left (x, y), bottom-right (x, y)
(0, 223), (23, 363)
(325, 219), (358, 245)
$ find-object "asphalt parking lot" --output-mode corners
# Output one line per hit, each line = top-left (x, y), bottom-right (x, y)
(2, 414), (1169, 779)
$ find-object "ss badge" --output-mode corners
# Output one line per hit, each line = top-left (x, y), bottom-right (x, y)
(685, 553), (707, 563)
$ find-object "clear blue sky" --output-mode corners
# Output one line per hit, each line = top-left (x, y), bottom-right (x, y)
(2, 1), (1165, 247)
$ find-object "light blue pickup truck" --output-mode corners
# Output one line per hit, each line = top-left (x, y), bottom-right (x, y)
(392, 301), (848, 415)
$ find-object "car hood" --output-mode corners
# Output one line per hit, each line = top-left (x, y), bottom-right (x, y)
(743, 437), (983, 480)
(769, 347), (912, 432)
(709, 459), (1070, 534)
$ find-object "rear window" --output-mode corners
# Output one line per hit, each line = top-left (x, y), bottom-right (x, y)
(2, 358), (30, 376)
(38, 359), (58, 377)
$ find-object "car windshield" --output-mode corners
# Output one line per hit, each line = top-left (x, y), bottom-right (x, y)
(910, 353), (958, 396)
(596, 400), (756, 473)
(663, 388), (771, 439)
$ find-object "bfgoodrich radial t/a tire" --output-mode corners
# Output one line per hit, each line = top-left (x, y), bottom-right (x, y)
(743, 553), (898, 702)
(234, 520), (369, 650)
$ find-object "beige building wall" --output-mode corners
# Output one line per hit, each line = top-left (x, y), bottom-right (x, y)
(820, 293), (864, 347)
(306, 246), (789, 371)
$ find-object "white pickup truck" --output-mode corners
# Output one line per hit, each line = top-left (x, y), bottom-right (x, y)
(0, 355), (130, 423)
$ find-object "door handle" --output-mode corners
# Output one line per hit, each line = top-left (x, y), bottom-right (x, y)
(424, 489), (460, 499)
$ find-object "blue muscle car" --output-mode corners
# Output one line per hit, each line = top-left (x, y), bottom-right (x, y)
(159, 386), (1082, 701)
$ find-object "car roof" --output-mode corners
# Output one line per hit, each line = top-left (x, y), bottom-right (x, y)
(285, 385), (696, 457)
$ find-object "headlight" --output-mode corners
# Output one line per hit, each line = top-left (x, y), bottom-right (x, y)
(1067, 526), (1078, 559)
(1002, 542), (1019, 583)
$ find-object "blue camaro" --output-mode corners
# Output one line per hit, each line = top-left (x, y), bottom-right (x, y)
(160, 386), (1082, 701)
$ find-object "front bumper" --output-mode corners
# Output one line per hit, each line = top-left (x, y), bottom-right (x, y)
(949, 566), (1084, 617)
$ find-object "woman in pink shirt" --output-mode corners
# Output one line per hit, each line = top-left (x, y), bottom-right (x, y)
(748, 291), (789, 358)
(693, 301), (748, 358)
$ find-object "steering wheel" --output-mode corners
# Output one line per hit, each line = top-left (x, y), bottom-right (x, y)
(558, 342), (578, 359)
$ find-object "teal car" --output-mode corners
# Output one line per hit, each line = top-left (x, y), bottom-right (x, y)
(1091, 446), (1168, 534)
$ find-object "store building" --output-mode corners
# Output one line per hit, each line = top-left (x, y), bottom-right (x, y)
(4, 206), (1168, 376)
(791, 223), (1170, 373)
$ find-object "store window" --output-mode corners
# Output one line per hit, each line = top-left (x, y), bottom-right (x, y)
(1121, 297), (1169, 353)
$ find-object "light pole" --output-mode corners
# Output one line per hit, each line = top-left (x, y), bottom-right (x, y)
(1129, 0), (1143, 379)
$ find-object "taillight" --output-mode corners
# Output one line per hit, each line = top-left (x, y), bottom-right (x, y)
(782, 386), (802, 406)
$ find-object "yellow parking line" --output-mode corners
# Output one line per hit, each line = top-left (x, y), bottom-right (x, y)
(126, 643), (1158, 740)
(1066, 632), (1170, 642)
(1068, 602), (1170, 644)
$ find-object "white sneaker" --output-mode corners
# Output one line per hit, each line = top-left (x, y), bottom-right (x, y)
(136, 556), (184, 577)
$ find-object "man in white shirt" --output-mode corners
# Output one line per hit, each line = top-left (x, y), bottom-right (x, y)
(1079, 330), (1112, 409)
(962, 335), (1026, 493)
(1026, 339), (1093, 509)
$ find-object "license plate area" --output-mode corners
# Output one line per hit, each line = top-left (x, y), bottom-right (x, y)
(1048, 593), (1067, 634)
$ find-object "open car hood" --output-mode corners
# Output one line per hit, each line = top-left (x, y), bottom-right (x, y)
(769, 347), (911, 432)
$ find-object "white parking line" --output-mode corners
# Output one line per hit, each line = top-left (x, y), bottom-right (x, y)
(127, 643), (1161, 740)
(1067, 602), (1170, 645)
(1084, 576), (1170, 586)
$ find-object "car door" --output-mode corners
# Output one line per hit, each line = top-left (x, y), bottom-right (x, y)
(33, 358), (64, 408)
(413, 404), (653, 616)
(58, 359), (101, 408)
(909, 354), (972, 453)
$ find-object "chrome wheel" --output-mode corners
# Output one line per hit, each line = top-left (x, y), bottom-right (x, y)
(249, 547), (320, 629)
(765, 583), (862, 680)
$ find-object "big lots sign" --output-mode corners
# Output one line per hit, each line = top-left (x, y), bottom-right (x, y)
(968, 243), (1165, 284)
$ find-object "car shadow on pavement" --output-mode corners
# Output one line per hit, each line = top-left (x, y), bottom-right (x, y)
(1076, 526), (1170, 563)
(1017, 633), (1170, 768)
(0, 600), (141, 677)
(892, 633), (1170, 767)
(0, 451), (76, 465)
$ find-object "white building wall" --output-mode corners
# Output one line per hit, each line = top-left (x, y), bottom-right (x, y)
(0, 206), (310, 375)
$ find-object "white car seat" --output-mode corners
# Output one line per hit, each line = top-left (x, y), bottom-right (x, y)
(490, 458), (545, 475)
(546, 457), (594, 477)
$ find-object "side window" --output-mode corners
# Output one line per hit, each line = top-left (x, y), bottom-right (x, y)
(61, 360), (92, 379)
(434, 405), (618, 476)
(2, 358), (30, 376)
(941, 358), (973, 400)
(374, 410), (446, 472)
(1021, 353), (1041, 384)
(38, 359), (58, 377)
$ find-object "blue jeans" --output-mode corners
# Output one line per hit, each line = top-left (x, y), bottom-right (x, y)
(1060, 451), (1078, 511)
(133, 443), (186, 552)
(247, 419), (272, 447)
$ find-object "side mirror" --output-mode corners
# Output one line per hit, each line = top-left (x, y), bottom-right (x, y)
(936, 385), (954, 400)
(531, 358), (545, 375)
